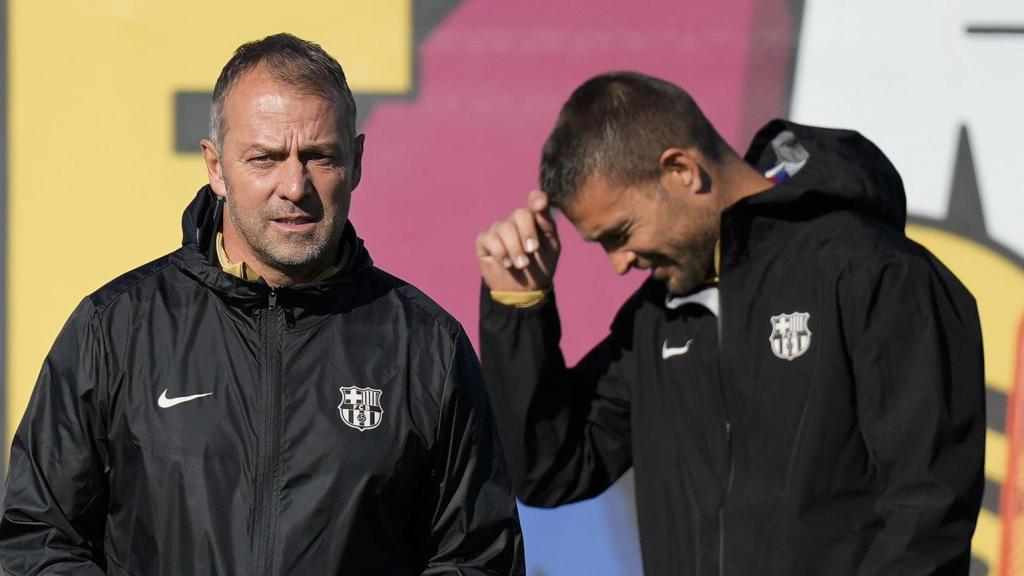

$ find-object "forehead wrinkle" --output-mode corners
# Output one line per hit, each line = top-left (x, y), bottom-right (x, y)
(221, 71), (345, 146)
(227, 116), (344, 158)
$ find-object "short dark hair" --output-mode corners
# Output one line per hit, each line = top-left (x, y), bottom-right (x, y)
(209, 33), (357, 151)
(540, 71), (726, 207)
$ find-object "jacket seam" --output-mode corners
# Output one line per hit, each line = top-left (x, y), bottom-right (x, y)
(434, 323), (462, 445)
(105, 550), (141, 576)
(395, 283), (461, 339)
(89, 260), (172, 316)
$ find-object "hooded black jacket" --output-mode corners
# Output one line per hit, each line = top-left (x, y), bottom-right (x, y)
(479, 121), (985, 575)
(0, 187), (525, 576)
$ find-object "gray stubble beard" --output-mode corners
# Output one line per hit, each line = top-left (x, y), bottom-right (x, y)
(222, 178), (344, 275)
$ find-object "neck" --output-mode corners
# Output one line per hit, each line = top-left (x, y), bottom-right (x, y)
(254, 264), (328, 289)
(715, 151), (774, 210)
(221, 224), (337, 287)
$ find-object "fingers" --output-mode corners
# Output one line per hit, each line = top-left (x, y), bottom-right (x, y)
(527, 190), (549, 212)
(527, 190), (559, 243)
(476, 221), (528, 269)
(496, 219), (531, 269)
(476, 208), (547, 271)
(476, 190), (562, 270)
(475, 227), (513, 269)
(510, 208), (540, 256)
(477, 191), (562, 292)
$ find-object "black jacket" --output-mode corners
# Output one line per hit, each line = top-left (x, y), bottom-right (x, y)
(1, 187), (524, 576)
(480, 121), (984, 575)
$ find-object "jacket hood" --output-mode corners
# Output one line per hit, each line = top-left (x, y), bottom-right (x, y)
(173, 185), (374, 308)
(739, 120), (907, 229)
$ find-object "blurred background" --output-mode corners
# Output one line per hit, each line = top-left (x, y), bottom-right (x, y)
(1, 1), (1021, 574)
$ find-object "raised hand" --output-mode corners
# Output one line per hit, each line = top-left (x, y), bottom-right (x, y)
(476, 191), (561, 292)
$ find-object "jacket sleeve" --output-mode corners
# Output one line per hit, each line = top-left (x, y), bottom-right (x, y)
(0, 299), (109, 576)
(845, 256), (985, 575)
(422, 326), (525, 576)
(478, 287), (634, 507)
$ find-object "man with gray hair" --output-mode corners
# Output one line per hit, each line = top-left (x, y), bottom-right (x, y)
(0, 33), (524, 575)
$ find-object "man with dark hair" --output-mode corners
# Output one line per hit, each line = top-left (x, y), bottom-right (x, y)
(0, 33), (524, 575)
(476, 71), (984, 575)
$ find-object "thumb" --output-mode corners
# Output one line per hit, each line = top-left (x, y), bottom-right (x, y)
(528, 190), (559, 241)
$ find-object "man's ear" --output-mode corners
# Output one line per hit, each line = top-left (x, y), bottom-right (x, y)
(349, 133), (366, 190)
(200, 139), (227, 198)
(659, 147), (706, 195)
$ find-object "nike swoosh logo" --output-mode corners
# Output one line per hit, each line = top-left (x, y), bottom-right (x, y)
(662, 339), (695, 359)
(157, 389), (214, 409)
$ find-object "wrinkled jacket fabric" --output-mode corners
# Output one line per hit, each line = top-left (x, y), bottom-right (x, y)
(480, 121), (984, 575)
(1, 187), (525, 576)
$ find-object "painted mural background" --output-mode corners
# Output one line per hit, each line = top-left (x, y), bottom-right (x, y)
(3, 1), (1020, 574)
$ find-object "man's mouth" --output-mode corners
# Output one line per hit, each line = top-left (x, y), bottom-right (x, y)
(644, 255), (671, 276)
(271, 216), (318, 233)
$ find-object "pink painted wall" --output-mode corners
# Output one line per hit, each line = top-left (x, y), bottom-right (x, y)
(354, 0), (792, 362)
(350, 1), (795, 572)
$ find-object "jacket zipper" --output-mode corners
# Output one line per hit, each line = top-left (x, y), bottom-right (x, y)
(717, 279), (734, 576)
(252, 288), (281, 574)
(719, 419), (734, 576)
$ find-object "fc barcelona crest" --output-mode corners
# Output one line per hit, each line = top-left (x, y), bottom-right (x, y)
(769, 312), (812, 361)
(338, 386), (384, 432)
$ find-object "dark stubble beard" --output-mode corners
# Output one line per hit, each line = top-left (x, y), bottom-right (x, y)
(667, 208), (719, 295)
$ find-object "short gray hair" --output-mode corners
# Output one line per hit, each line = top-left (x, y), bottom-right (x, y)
(208, 33), (357, 153)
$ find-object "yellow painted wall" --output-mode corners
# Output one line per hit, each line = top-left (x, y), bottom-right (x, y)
(6, 0), (411, 441)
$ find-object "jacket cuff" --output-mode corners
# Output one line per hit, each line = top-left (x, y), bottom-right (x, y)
(489, 289), (549, 308)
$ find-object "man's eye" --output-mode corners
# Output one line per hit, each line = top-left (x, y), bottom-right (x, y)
(248, 155), (273, 165)
(600, 232), (628, 251)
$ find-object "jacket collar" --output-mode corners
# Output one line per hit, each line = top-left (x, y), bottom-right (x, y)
(721, 119), (908, 257)
(171, 185), (375, 321)
(736, 119), (906, 227)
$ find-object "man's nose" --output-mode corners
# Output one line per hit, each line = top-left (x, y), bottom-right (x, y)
(278, 155), (311, 201)
(608, 249), (636, 276)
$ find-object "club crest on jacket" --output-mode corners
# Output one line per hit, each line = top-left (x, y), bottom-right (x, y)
(769, 312), (812, 361)
(338, 386), (384, 431)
